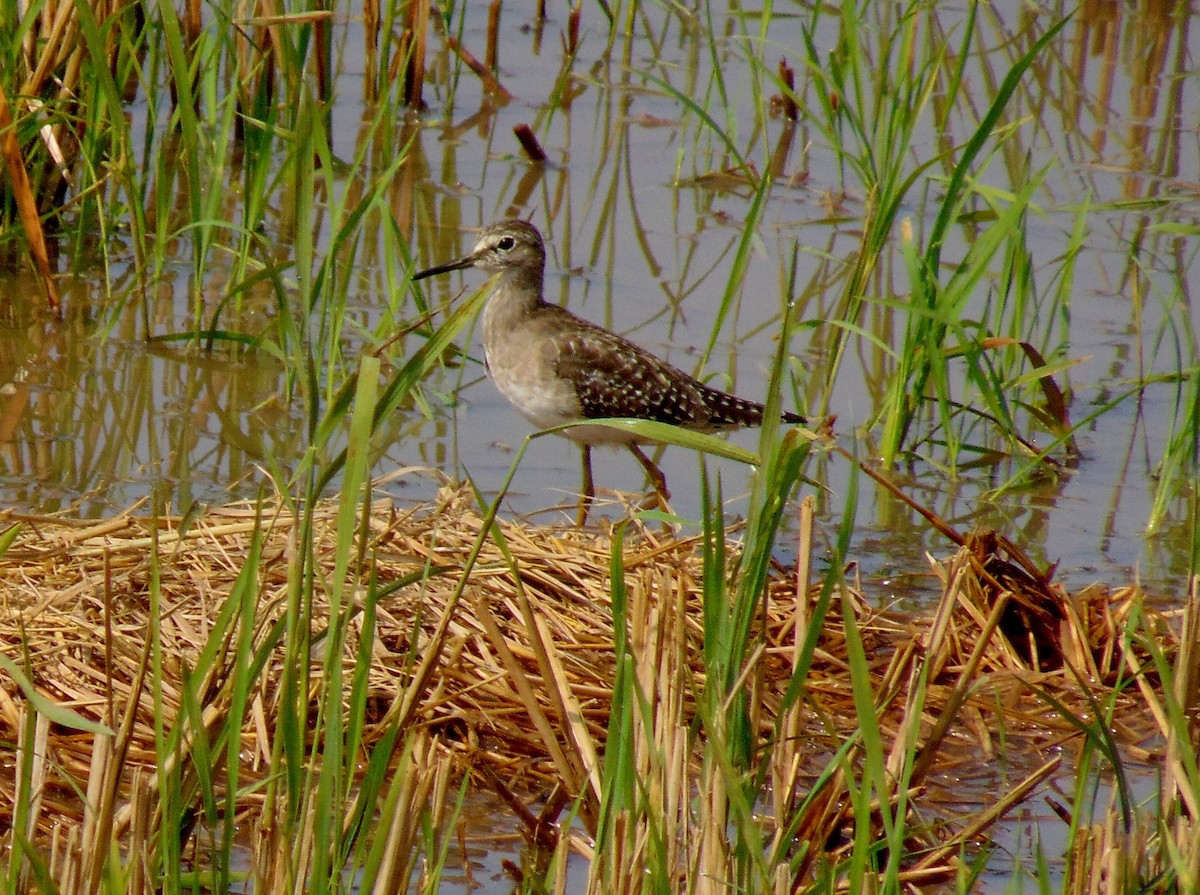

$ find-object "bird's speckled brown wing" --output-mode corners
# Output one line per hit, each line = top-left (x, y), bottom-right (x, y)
(545, 310), (773, 429)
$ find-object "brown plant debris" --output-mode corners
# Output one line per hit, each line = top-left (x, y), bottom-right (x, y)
(513, 123), (548, 163)
(0, 488), (1186, 886)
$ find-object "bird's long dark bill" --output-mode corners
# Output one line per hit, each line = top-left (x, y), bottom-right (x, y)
(412, 255), (476, 281)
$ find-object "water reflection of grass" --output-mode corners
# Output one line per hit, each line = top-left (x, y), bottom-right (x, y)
(1, 1), (1197, 893)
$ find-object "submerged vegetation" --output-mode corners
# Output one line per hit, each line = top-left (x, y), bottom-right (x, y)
(0, 1), (1197, 893)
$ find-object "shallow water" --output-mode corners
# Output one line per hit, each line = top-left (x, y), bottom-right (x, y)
(0, 3), (1196, 889)
(4, 5), (1195, 599)
(1, 3), (1194, 603)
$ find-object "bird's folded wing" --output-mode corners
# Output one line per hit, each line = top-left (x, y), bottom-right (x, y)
(549, 324), (712, 426)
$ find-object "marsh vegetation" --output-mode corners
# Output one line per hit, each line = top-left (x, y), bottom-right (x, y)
(0, 1), (1197, 893)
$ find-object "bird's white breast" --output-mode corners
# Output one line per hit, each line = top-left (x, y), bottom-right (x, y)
(486, 356), (640, 446)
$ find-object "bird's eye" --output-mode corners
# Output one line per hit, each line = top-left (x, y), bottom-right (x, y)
(497, 236), (515, 251)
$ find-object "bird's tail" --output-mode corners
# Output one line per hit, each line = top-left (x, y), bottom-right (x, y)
(702, 386), (806, 427)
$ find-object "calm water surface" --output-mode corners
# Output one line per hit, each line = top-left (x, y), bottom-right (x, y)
(2, 4), (1192, 602)
(2, 1), (1196, 890)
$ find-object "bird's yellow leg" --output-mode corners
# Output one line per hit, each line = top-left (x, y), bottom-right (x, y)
(577, 444), (595, 526)
(628, 443), (671, 511)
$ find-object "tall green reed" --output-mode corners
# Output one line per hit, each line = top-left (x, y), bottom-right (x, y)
(1145, 290), (1199, 538)
(789, 2), (1075, 475)
(0, 6), (492, 888)
(126, 317), (477, 893)
(585, 228), (832, 892)
(5, 4), (1195, 893)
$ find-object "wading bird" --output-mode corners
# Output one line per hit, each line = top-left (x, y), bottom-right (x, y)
(413, 220), (810, 523)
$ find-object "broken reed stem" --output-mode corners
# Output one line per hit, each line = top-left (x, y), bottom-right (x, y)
(404, 0), (429, 108)
(1179, 575), (1200, 723)
(513, 123), (547, 162)
(363, 0), (379, 102)
(446, 36), (512, 99)
(184, 0), (201, 46)
(314, 10), (332, 104)
(779, 58), (798, 120)
(834, 443), (967, 547)
(0, 83), (61, 314)
(793, 495), (814, 665)
(567, 4), (581, 56)
(768, 117), (796, 180)
(486, 0), (501, 71)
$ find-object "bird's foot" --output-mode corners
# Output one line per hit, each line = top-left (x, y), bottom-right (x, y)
(575, 494), (594, 527)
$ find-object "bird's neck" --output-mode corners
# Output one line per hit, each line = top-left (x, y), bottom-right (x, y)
(481, 266), (548, 365)
(486, 265), (546, 317)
